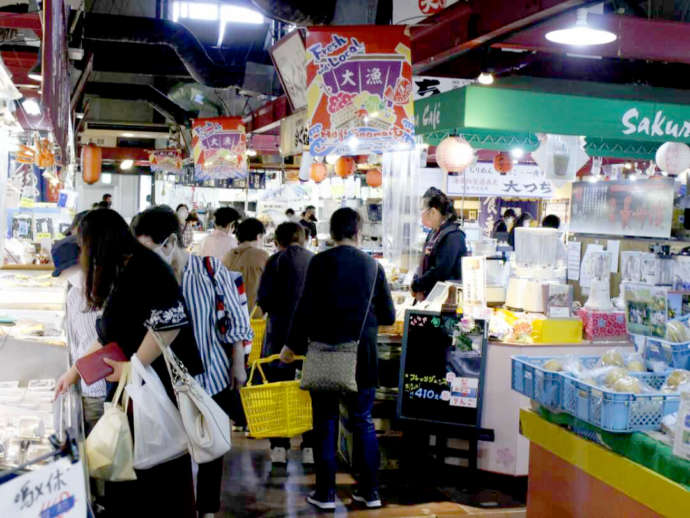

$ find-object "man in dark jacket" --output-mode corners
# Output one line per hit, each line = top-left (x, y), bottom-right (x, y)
(281, 208), (395, 511)
(257, 222), (313, 465)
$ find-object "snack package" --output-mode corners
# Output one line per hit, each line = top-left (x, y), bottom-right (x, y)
(666, 318), (690, 343)
(662, 370), (690, 394)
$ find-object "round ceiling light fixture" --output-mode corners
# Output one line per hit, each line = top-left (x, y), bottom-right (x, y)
(545, 9), (617, 46)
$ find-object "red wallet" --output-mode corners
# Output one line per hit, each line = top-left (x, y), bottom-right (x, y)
(75, 343), (128, 385)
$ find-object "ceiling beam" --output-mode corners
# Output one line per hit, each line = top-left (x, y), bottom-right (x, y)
(0, 12), (42, 38)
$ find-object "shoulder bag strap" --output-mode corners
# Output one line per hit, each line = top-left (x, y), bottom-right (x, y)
(357, 263), (379, 342)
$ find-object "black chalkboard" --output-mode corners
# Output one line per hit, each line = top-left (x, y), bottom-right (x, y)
(397, 309), (488, 428)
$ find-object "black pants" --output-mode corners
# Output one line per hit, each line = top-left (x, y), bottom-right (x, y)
(196, 387), (234, 514)
(266, 362), (314, 450)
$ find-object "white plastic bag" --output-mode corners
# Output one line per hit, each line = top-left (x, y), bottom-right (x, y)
(86, 364), (136, 481)
(126, 354), (188, 469)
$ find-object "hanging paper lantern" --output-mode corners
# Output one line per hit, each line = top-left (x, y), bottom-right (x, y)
(655, 142), (690, 175)
(493, 152), (513, 174)
(81, 144), (102, 185)
(310, 162), (327, 183)
(335, 156), (355, 178)
(436, 136), (474, 173)
(366, 168), (382, 187)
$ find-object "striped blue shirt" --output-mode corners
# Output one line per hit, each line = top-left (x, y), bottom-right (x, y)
(182, 255), (253, 395)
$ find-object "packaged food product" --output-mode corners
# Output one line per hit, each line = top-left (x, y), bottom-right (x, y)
(600, 348), (625, 367)
(666, 319), (690, 343)
(662, 369), (690, 393)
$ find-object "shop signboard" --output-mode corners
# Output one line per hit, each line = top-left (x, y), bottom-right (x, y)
(414, 87), (464, 136)
(149, 149), (183, 175)
(191, 116), (247, 180)
(270, 29), (307, 112)
(0, 457), (87, 518)
(42, 0), (71, 164)
(570, 178), (674, 238)
(393, 0), (460, 24)
(279, 110), (309, 156)
(464, 79), (690, 143)
(306, 26), (415, 156)
(445, 163), (555, 198)
(412, 76), (472, 100)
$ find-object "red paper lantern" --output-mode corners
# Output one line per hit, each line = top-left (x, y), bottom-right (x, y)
(81, 144), (102, 185)
(335, 156), (355, 178)
(493, 152), (513, 174)
(310, 162), (327, 183)
(366, 168), (382, 187)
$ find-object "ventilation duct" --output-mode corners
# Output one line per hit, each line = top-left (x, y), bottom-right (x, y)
(83, 13), (245, 89)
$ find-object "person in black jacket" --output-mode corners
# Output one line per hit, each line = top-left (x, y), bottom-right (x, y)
(280, 208), (395, 511)
(257, 222), (314, 465)
(411, 187), (467, 301)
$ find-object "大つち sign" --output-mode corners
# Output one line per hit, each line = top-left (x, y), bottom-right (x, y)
(306, 25), (415, 156)
(192, 117), (247, 180)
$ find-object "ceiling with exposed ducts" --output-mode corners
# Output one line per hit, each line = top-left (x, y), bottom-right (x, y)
(3, 0), (690, 163)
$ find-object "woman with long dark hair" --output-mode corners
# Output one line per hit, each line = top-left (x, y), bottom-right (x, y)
(54, 208), (203, 517)
(411, 187), (468, 301)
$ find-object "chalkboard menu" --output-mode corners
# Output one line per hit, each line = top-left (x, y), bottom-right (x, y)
(397, 309), (487, 427)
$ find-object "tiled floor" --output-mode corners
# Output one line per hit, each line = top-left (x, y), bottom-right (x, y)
(216, 434), (526, 517)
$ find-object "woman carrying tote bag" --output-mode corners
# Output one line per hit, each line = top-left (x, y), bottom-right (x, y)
(281, 208), (396, 511)
(54, 209), (203, 518)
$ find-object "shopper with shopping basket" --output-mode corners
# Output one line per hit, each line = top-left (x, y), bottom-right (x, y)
(280, 207), (396, 511)
(132, 205), (252, 518)
(256, 221), (315, 465)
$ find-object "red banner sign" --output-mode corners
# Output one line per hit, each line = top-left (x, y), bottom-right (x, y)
(306, 25), (415, 156)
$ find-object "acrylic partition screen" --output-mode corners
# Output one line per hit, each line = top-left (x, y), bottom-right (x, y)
(382, 148), (422, 274)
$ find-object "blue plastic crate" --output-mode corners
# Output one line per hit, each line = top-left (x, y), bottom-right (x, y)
(561, 373), (679, 433)
(644, 338), (690, 370)
(511, 356), (600, 410)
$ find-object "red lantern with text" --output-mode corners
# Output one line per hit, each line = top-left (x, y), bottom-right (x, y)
(310, 162), (327, 183)
(366, 168), (382, 187)
(493, 152), (513, 174)
(81, 144), (102, 185)
(335, 156), (355, 178)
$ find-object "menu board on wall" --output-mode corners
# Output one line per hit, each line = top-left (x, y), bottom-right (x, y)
(398, 310), (487, 427)
(570, 178), (674, 238)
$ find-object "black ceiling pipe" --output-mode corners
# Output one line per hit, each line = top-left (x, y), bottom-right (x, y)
(250, 0), (337, 25)
(83, 13), (245, 89)
(84, 82), (192, 124)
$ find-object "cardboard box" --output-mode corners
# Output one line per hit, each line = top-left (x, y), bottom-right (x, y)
(577, 308), (627, 341)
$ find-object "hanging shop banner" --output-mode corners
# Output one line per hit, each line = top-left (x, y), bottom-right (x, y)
(192, 117), (247, 180)
(280, 110), (309, 156)
(149, 149), (183, 174)
(444, 163), (555, 198)
(393, 0), (460, 24)
(0, 457), (87, 518)
(270, 29), (307, 112)
(306, 25), (415, 156)
(42, 0), (71, 164)
(570, 178), (674, 238)
(464, 77), (690, 143)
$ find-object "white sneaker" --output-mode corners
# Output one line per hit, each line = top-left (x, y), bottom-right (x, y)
(301, 447), (314, 465)
(270, 447), (287, 464)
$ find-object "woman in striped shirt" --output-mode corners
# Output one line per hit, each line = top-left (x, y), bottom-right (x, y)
(133, 205), (252, 518)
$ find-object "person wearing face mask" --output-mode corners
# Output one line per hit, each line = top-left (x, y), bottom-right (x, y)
(492, 208), (517, 239)
(51, 235), (106, 435)
(411, 187), (468, 302)
(177, 203), (193, 248)
(132, 205), (251, 518)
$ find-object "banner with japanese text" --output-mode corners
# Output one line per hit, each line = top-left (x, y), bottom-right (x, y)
(306, 25), (415, 156)
(444, 163), (555, 198)
(570, 178), (674, 238)
(192, 117), (247, 180)
(150, 149), (183, 174)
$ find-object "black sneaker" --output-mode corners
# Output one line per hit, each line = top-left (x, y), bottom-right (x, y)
(352, 489), (382, 509)
(306, 491), (336, 511)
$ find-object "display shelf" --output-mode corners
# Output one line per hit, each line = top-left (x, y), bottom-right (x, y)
(520, 409), (690, 518)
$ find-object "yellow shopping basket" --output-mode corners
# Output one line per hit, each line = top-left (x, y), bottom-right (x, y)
(240, 354), (313, 439)
(248, 306), (266, 364)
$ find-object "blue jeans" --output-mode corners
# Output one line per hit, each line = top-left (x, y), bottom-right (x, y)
(310, 388), (379, 499)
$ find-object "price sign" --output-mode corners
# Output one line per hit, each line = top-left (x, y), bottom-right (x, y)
(0, 457), (87, 518)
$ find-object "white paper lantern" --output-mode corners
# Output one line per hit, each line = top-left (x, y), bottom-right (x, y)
(655, 142), (690, 176)
(436, 136), (474, 172)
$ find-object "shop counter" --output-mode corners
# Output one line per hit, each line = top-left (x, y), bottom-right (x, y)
(520, 409), (690, 518)
(479, 339), (633, 476)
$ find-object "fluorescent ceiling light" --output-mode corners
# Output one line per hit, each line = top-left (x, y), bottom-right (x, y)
(545, 9), (616, 46)
(477, 72), (494, 85)
(120, 159), (134, 170)
(510, 147), (524, 159)
(22, 98), (41, 116)
(121, 132), (135, 138)
(217, 5), (264, 45)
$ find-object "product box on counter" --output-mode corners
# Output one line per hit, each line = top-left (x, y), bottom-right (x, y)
(532, 318), (583, 344)
(577, 308), (627, 341)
